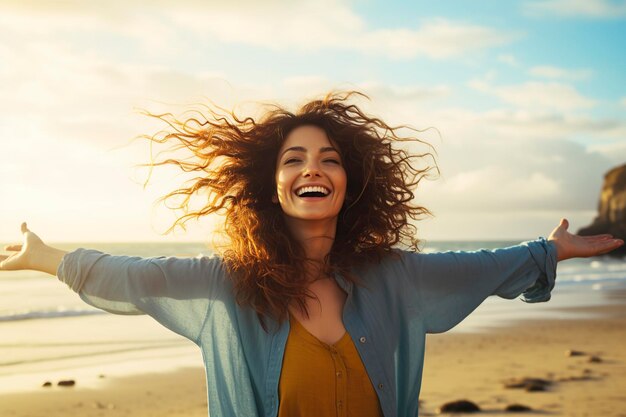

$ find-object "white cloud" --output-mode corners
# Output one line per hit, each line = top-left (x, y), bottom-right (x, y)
(273, 77), (453, 129)
(0, 1), (520, 60)
(469, 80), (596, 111)
(348, 89), (614, 218)
(173, 9), (519, 59)
(415, 135), (610, 215)
(586, 141), (626, 167)
(0, 32), (273, 142)
(358, 81), (452, 102)
(358, 20), (520, 59)
(498, 54), (519, 66)
(478, 108), (626, 139)
(442, 167), (560, 203)
(0, 35), (279, 242)
(529, 65), (593, 81)
(281, 76), (343, 102)
(524, 0), (626, 18)
(418, 209), (598, 240)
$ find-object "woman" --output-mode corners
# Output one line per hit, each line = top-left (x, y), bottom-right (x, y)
(1, 91), (623, 417)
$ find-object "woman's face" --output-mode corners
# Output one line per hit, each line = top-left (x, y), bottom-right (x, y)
(274, 125), (347, 224)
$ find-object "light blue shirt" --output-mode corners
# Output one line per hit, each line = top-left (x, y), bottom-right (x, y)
(57, 237), (557, 417)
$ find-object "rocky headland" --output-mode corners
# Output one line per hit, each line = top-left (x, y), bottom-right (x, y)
(578, 163), (626, 257)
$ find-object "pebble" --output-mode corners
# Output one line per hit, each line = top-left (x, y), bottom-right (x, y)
(57, 380), (76, 387)
(525, 382), (547, 392)
(438, 399), (481, 413)
(503, 377), (551, 392)
(505, 403), (532, 412)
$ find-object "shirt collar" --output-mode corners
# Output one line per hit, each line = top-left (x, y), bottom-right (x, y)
(334, 271), (353, 294)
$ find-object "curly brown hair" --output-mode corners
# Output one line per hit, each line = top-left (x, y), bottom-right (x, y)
(140, 91), (439, 331)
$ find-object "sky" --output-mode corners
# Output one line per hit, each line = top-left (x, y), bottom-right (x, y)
(0, 0), (625, 244)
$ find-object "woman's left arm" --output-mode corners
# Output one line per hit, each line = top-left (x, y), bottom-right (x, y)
(402, 218), (623, 334)
(548, 218), (623, 261)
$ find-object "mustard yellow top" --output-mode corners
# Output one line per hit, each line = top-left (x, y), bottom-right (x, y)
(277, 312), (384, 417)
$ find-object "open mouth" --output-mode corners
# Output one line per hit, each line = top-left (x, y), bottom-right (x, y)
(295, 185), (331, 198)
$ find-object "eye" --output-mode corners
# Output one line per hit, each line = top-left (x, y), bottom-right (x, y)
(324, 159), (341, 165)
(284, 158), (301, 164)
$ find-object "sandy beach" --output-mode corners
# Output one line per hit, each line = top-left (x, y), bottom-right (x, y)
(420, 296), (626, 416)
(1, 292), (625, 417)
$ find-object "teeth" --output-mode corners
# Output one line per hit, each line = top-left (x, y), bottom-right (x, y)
(296, 186), (330, 196)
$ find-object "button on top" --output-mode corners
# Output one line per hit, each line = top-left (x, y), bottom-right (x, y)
(336, 371), (342, 378)
(378, 383), (384, 390)
(359, 336), (367, 343)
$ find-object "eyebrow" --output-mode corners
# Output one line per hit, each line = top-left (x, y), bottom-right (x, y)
(279, 146), (339, 159)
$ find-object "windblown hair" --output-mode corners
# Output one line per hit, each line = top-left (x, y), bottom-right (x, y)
(141, 91), (439, 331)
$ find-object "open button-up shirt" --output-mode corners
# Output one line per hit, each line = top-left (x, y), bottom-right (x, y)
(58, 237), (557, 417)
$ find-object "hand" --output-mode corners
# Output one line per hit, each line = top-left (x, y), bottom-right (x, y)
(0, 222), (47, 271)
(548, 218), (624, 262)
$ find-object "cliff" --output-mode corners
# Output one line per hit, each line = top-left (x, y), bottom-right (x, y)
(578, 163), (626, 257)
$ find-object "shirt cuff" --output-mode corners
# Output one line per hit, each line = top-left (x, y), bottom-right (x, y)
(520, 237), (557, 303)
(56, 248), (107, 293)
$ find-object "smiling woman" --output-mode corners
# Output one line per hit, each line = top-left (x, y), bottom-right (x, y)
(0, 91), (623, 417)
(137, 91), (439, 330)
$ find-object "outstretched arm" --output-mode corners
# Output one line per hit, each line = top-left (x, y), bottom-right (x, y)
(403, 218), (623, 334)
(0, 223), (66, 275)
(548, 218), (623, 261)
(1, 222), (227, 343)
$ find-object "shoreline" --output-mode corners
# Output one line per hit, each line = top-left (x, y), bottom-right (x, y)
(448, 281), (626, 333)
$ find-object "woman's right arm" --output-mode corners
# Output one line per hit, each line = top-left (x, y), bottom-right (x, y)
(0, 223), (67, 275)
(1, 223), (227, 344)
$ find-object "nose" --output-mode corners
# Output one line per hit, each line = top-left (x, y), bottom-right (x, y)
(302, 161), (322, 177)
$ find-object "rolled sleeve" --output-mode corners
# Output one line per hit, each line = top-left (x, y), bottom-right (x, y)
(519, 237), (557, 303)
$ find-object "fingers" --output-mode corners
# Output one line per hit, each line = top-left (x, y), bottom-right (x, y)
(560, 218), (569, 230)
(579, 235), (623, 248)
(4, 244), (22, 252)
(21, 222), (29, 234)
(595, 239), (624, 255)
(581, 235), (614, 241)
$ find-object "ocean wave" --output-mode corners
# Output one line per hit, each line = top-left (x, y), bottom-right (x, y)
(0, 308), (105, 322)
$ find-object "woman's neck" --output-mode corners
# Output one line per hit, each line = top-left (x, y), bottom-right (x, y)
(284, 217), (337, 280)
